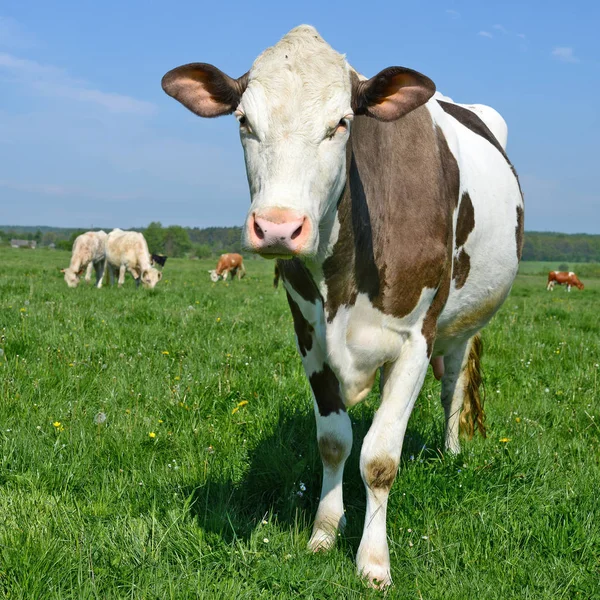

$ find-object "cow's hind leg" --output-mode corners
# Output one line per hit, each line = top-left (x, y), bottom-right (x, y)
(441, 334), (485, 454)
(356, 335), (430, 588)
(94, 261), (105, 289)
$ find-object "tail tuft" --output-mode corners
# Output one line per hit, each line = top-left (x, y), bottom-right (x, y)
(459, 333), (486, 439)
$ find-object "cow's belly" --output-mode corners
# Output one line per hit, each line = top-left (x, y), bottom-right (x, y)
(326, 289), (436, 406)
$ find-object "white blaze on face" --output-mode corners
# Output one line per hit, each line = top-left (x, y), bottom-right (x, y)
(238, 26), (354, 255)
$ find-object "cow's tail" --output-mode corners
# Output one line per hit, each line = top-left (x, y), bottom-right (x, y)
(459, 333), (486, 439)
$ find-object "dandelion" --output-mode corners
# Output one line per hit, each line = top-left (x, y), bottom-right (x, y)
(53, 421), (61, 428)
(20, 308), (26, 313)
(158, 419), (164, 424)
(232, 400), (249, 415)
(162, 351), (169, 355)
(545, 388), (550, 393)
(69, 363), (74, 367)
(499, 438), (511, 443)
(149, 432), (156, 439)
(262, 519), (268, 525)
(125, 409), (131, 414)
(515, 417), (521, 423)
(94, 412), (107, 425)
(216, 317), (221, 322)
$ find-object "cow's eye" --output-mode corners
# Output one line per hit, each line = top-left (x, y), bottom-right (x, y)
(239, 115), (247, 126)
(338, 118), (347, 130)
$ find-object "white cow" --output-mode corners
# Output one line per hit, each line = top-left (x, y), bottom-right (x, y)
(162, 26), (524, 588)
(61, 230), (107, 288)
(105, 229), (162, 289)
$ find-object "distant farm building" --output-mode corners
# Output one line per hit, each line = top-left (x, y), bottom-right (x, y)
(11, 239), (37, 249)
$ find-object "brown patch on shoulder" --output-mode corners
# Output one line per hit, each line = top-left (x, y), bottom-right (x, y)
(453, 249), (470, 290)
(309, 364), (346, 417)
(324, 111), (457, 324)
(515, 205), (524, 260)
(318, 435), (346, 469)
(455, 192), (475, 248)
(277, 258), (321, 303)
(285, 293), (313, 356)
(365, 456), (398, 490)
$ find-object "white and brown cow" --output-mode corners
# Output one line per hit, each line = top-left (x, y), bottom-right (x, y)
(209, 253), (246, 282)
(105, 229), (162, 289)
(547, 271), (584, 292)
(163, 26), (524, 588)
(61, 230), (108, 288)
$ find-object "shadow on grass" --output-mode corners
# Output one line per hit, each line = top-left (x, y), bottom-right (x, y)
(184, 403), (444, 552)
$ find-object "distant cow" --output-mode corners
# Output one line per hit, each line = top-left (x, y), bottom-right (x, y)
(209, 253), (246, 282)
(547, 271), (584, 292)
(61, 230), (107, 288)
(105, 229), (163, 289)
(151, 254), (168, 267)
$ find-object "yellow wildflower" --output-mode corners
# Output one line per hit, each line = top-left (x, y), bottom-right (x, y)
(158, 419), (164, 424)
(515, 417), (521, 423)
(499, 438), (511, 443)
(232, 400), (249, 415)
(162, 351), (169, 355)
(216, 317), (221, 322)
(149, 432), (156, 439)
(53, 421), (61, 428)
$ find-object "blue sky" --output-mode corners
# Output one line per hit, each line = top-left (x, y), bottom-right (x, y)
(0, 1), (598, 232)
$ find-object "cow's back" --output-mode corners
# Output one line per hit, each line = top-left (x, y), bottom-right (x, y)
(428, 98), (523, 350)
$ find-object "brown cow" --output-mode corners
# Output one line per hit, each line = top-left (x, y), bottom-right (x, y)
(547, 271), (584, 292)
(209, 253), (246, 282)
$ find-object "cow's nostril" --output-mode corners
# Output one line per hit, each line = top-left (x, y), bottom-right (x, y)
(290, 224), (303, 240)
(253, 220), (265, 240)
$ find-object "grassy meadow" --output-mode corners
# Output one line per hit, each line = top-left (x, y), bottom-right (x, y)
(1, 248), (599, 599)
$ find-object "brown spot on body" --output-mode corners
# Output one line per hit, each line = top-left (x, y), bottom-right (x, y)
(318, 435), (346, 469)
(453, 249), (470, 290)
(309, 364), (346, 416)
(515, 205), (524, 260)
(286, 292), (313, 356)
(365, 456), (398, 490)
(455, 192), (475, 248)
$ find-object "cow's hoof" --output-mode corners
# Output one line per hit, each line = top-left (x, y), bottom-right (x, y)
(357, 546), (391, 589)
(359, 564), (392, 590)
(308, 528), (337, 552)
(308, 514), (345, 552)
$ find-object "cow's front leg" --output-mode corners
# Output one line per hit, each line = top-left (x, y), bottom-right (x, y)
(356, 335), (430, 589)
(118, 265), (127, 287)
(284, 290), (352, 552)
(308, 387), (352, 552)
(84, 262), (94, 284)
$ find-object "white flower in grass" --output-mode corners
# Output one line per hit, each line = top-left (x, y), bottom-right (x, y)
(263, 538), (269, 544)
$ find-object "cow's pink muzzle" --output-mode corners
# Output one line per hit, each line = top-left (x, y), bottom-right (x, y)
(246, 209), (311, 256)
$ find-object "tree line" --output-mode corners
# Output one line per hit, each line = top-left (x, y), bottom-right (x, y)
(2, 225), (600, 262)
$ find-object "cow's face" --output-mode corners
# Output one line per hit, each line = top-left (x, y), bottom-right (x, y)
(62, 268), (80, 288)
(162, 26), (435, 258)
(141, 268), (162, 289)
(209, 270), (220, 282)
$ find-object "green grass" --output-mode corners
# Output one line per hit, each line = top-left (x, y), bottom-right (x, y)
(1, 249), (599, 599)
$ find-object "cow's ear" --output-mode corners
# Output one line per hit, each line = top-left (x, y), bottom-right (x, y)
(352, 67), (436, 122)
(162, 63), (249, 118)
(60, 268), (66, 273)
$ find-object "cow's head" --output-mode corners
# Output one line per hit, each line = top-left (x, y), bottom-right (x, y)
(208, 269), (220, 282)
(162, 25), (435, 259)
(141, 268), (162, 289)
(61, 267), (83, 288)
(575, 279), (585, 290)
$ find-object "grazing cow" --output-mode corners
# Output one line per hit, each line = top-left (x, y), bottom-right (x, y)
(105, 229), (163, 289)
(547, 271), (584, 292)
(61, 230), (107, 288)
(162, 25), (524, 587)
(209, 253), (246, 282)
(151, 253), (168, 268)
